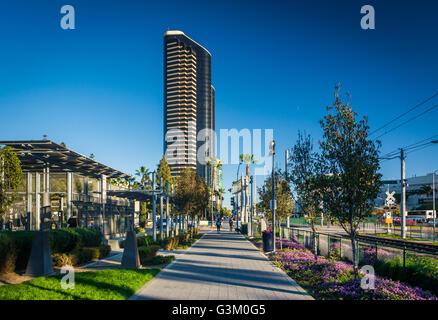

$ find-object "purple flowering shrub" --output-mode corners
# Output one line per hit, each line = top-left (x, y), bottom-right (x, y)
(361, 246), (398, 265)
(329, 241), (341, 260)
(318, 277), (437, 300)
(271, 243), (438, 300)
(275, 239), (306, 251)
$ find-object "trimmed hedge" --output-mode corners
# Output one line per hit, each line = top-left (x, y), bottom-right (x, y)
(138, 245), (160, 265)
(0, 228), (103, 274)
(51, 245), (111, 267)
(0, 233), (16, 274)
(121, 235), (161, 249)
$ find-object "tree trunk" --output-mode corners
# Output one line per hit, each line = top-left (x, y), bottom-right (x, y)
(351, 235), (358, 278)
(311, 223), (318, 260)
(278, 220), (282, 250)
(211, 167), (216, 227)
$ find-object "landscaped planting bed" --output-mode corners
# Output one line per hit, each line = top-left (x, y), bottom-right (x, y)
(0, 228), (111, 273)
(271, 238), (437, 300)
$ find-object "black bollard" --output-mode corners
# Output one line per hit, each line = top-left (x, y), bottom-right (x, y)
(121, 230), (141, 269)
(24, 231), (55, 277)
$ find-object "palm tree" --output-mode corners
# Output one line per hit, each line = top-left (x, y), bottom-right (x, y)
(216, 187), (225, 210)
(135, 166), (151, 189)
(206, 156), (223, 225)
(240, 153), (258, 177)
(125, 176), (136, 190)
(239, 154), (258, 223)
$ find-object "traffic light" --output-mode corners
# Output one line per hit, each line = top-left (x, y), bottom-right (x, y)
(231, 197), (235, 206)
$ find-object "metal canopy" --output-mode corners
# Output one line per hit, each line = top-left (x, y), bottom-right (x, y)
(107, 189), (168, 202)
(0, 140), (132, 179)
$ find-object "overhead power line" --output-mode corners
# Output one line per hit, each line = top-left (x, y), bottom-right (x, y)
(370, 92), (438, 137)
(375, 103), (438, 140)
(379, 134), (438, 160)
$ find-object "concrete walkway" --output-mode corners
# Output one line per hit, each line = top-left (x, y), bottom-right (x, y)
(130, 229), (313, 300)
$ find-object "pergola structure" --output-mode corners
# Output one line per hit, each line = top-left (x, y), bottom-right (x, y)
(0, 140), (136, 238)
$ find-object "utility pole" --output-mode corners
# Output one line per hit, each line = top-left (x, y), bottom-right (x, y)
(271, 140), (276, 252)
(433, 171), (437, 243)
(249, 175), (253, 236)
(285, 149), (290, 229)
(400, 148), (407, 239)
(152, 171), (157, 241)
(166, 181), (170, 238)
(159, 178), (164, 239)
(285, 149), (289, 180)
(240, 175), (244, 226)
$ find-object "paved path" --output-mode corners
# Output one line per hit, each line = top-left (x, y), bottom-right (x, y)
(130, 229), (313, 300)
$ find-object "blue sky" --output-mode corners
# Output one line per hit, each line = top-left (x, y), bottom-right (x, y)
(1, 0), (438, 208)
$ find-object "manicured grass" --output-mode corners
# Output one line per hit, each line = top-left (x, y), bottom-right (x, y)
(0, 268), (160, 300)
(373, 233), (435, 243)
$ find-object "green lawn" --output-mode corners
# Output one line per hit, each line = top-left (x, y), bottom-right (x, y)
(0, 268), (160, 300)
(374, 233), (436, 244)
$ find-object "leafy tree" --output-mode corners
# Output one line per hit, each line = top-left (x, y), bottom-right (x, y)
(157, 156), (173, 187)
(318, 85), (382, 276)
(0, 147), (23, 226)
(257, 169), (294, 247)
(219, 206), (231, 217)
(173, 168), (209, 236)
(289, 131), (324, 259)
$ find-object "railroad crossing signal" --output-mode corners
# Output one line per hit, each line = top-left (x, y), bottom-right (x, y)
(385, 190), (396, 207)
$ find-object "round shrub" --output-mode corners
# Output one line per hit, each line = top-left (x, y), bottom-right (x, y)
(98, 244), (111, 259)
(0, 233), (17, 274)
(2, 231), (34, 271)
(48, 229), (80, 253)
(70, 247), (100, 265)
(74, 228), (102, 247)
(138, 245), (160, 264)
(52, 253), (73, 267)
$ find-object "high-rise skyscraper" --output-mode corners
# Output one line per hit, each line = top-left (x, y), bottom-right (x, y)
(163, 30), (215, 182)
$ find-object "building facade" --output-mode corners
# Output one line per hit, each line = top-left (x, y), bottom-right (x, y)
(163, 30), (215, 182)
(0, 140), (138, 239)
(376, 173), (438, 210)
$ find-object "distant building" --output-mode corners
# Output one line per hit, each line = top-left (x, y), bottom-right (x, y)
(163, 30), (215, 183)
(377, 173), (438, 210)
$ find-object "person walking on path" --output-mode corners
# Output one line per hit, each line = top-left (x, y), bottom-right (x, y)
(229, 217), (234, 231)
(216, 218), (222, 233)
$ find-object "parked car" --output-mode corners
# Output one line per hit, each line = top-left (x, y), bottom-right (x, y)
(156, 217), (174, 228)
(428, 220), (438, 226)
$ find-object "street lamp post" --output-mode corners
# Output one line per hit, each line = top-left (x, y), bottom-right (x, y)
(271, 140), (276, 252)
(152, 171), (157, 242)
(433, 170), (438, 243)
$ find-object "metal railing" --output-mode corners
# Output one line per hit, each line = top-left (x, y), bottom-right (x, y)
(282, 226), (438, 270)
